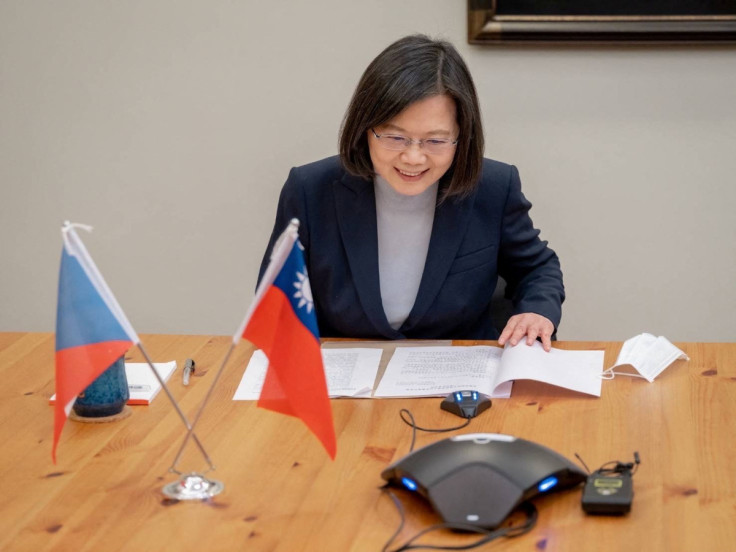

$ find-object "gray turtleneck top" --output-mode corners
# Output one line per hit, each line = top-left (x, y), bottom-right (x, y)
(374, 175), (438, 330)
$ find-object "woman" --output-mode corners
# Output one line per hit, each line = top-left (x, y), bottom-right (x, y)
(258, 35), (563, 351)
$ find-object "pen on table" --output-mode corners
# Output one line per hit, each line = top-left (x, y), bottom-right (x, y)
(182, 358), (195, 386)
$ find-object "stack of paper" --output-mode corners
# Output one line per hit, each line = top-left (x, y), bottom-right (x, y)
(374, 342), (604, 398)
(233, 349), (383, 399)
(234, 342), (605, 400)
(126, 361), (178, 404)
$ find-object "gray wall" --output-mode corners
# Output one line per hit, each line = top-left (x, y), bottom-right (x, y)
(2, 1), (735, 341)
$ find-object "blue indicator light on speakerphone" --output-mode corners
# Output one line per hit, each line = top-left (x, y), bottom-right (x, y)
(538, 476), (558, 492)
(401, 477), (418, 491)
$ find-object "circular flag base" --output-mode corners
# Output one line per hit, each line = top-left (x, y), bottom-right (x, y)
(162, 473), (224, 500)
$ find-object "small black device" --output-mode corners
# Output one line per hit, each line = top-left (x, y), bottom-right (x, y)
(440, 390), (491, 419)
(580, 452), (639, 515)
(381, 433), (586, 529)
(582, 472), (633, 514)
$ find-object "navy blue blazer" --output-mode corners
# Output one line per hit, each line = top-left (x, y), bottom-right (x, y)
(258, 156), (564, 340)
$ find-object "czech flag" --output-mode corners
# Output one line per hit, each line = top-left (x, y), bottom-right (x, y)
(236, 219), (336, 459)
(53, 222), (139, 462)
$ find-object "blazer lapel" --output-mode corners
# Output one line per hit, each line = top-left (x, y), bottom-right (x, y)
(402, 192), (476, 331)
(333, 173), (403, 339)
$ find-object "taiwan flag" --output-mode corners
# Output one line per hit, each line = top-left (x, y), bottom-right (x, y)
(236, 219), (336, 459)
(53, 222), (140, 462)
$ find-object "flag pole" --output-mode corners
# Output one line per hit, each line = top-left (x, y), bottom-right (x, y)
(138, 343), (225, 500)
(136, 343), (215, 472)
(168, 218), (301, 473)
(57, 221), (221, 497)
(167, 341), (237, 474)
(164, 219), (299, 488)
(160, 218), (310, 498)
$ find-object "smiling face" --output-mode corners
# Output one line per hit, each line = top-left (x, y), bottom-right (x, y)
(368, 94), (459, 196)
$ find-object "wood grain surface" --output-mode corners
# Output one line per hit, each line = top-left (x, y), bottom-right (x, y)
(1, 333), (734, 551)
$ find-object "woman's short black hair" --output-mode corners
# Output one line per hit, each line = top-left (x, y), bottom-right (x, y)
(339, 34), (484, 200)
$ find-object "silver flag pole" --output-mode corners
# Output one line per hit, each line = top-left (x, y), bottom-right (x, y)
(167, 341), (237, 475)
(137, 343), (224, 500)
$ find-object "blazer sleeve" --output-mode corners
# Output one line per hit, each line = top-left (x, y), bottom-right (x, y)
(497, 165), (565, 328)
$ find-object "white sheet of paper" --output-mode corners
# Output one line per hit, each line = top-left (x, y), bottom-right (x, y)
(373, 342), (604, 398)
(611, 333), (688, 382)
(497, 341), (605, 396)
(373, 346), (512, 398)
(126, 361), (177, 403)
(233, 348), (383, 400)
(49, 360), (177, 404)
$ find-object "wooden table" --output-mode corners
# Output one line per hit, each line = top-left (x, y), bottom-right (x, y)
(1, 333), (734, 551)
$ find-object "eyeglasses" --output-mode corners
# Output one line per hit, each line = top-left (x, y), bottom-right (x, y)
(370, 129), (458, 155)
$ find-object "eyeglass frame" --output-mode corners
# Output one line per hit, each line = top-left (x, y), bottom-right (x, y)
(370, 128), (459, 154)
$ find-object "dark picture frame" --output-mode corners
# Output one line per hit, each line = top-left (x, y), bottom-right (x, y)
(468, 0), (736, 44)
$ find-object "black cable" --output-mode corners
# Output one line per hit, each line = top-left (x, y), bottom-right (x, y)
(381, 408), (521, 550)
(397, 506), (537, 551)
(574, 452), (592, 474)
(381, 485), (407, 552)
(576, 451), (641, 478)
(399, 408), (472, 452)
(380, 486), (537, 552)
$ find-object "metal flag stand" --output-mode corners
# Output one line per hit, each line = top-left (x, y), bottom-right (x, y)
(60, 221), (224, 499)
(160, 219), (301, 500)
(162, 341), (238, 500)
(134, 343), (225, 500)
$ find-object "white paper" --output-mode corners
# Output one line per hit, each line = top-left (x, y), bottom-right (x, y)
(373, 346), (512, 398)
(610, 333), (689, 382)
(126, 361), (177, 403)
(374, 342), (604, 398)
(233, 348), (383, 400)
(49, 360), (177, 404)
(498, 341), (605, 396)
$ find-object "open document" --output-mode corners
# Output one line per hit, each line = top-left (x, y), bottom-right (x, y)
(374, 341), (605, 398)
(234, 348), (383, 399)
